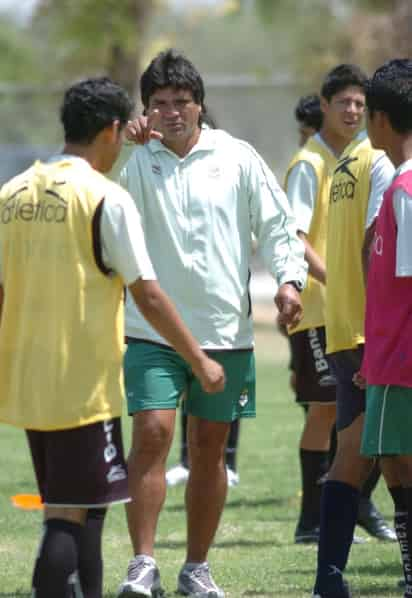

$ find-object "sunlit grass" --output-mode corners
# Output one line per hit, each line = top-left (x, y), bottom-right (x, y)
(0, 328), (402, 597)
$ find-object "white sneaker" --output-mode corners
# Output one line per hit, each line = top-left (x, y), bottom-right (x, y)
(178, 562), (225, 597)
(226, 467), (239, 487)
(117, 556), (163, 597)
(166, 464), (189, 487)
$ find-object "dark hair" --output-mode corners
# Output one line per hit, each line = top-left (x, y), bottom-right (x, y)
(61, 77), (133, 144)
(140, 49), (205, 113)
(367, 59), (412, 134)
(295, 94), (323, 130)
(321, 64), (368, 101)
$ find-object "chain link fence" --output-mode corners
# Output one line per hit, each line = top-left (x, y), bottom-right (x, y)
(0, 77), (302, 185)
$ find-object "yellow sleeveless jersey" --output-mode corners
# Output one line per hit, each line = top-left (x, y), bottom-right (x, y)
(326, 136), (381, 353)
(0, 159), (125, 430)
(285, 136), (337, 333)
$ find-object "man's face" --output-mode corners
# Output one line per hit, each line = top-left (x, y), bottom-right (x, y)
(321, 85), (365, 143)
(146, 87), (201, 146)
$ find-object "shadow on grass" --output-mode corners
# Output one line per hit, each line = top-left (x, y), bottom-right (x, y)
(351, 561), (402, 577)
(165, 496), (290, 513)
(155, 537), (283, 550)
(105, 593), (175, 598)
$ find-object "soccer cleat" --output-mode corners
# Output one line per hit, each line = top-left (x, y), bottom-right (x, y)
(117, 556), (163, 597)
(312, 592), (351, 598)
(295, 522), (366, 545)
(166, 464), (189, 487)
(178, 562), (225, 597)
(312, 578), (352, 597)
(357, 498), (397, 541)
(295, 523), (320, 544)
(226, 467), (240, 488)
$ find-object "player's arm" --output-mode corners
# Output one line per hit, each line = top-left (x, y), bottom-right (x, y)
(286, 161), (325, 284)
(128, 279), (224, 392)
(108, 110), (163, 181)
(247, 152), (306, 327)
(362, 153), (395, 284)
(361, 220), (376, 286)
(393, 187), (412, 279)
(297, 231), (326, 284)
(100, 188), (225, 394)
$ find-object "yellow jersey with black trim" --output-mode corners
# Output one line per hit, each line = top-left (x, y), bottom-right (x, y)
(285, 136), (338, 333)
(326, 136), (378, 353)
(0, 159), (125, 430)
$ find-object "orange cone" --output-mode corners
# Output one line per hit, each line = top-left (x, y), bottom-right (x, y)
(11, 494), (44, 510)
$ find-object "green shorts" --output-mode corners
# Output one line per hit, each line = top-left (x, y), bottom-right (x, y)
(361, 384), (412, 456)
(124, 339), (256, 423)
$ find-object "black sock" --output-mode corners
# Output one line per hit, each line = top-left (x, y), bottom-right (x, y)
(32, 518), (82, 598)
(298, 448), (329, 529)
(78, 508), (107, 598)
(225, 419), (240, 472)
(360, 461), (381, 499)
(403, 487), (412, 597)
(314, 480), (360, 594)
(180, 412), (189, 469)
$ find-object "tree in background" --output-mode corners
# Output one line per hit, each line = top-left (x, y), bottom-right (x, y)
(347, 0), (412, 71)
(32, 0), (160, 97)
(235, 0), (412, 82)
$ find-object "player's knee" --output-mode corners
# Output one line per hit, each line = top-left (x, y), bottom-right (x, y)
(131, 413), (174, 457)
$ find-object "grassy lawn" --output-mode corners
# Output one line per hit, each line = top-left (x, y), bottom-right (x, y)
(0, 321), (403, 597)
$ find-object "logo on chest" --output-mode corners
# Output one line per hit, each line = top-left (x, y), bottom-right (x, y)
(208, 165), (221, 179)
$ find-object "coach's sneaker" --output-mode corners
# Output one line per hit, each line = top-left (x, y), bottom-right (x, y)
(178, 562), (225, 597)
(166, 464), (189, 487)
(117, 555), (163, 597)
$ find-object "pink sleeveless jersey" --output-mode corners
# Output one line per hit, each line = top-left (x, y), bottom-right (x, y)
(362, 171), (412, 387)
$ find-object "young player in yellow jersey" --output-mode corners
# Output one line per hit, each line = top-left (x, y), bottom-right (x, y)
(0, 77), (225, 598)
(312, 88), (396, 596)
(286, 65), (395, 547)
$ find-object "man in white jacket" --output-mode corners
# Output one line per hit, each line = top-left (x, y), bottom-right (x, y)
(116, 49), (307, 598)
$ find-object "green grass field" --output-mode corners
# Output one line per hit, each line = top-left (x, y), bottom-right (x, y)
(0, 323), (403, 597)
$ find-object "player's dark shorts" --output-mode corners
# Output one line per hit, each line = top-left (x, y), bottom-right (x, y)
(329, 346), (366, 432)
(26, 417), (129, 508)
(289, 326), (336, 405)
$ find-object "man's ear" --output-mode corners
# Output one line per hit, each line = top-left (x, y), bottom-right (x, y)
(102, 120), (121, 143)
(320, 96), (329, 115)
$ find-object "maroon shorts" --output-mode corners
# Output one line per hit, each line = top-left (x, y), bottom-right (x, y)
(26, 418), (129, 507)
(289, 326), (336, 405)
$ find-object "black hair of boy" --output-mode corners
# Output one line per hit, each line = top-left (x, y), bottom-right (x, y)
(366, 58), (412, 134)
(61, 77), (133, 144)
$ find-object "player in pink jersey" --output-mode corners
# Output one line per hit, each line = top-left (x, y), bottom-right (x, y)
(361, 58), (412, 598)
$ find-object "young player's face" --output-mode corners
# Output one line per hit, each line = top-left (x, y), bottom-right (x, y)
(322, 85), (365, 143)
(147, 87), (201, 147)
